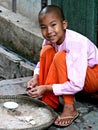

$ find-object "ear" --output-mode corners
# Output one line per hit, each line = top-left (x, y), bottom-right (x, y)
(63, 20), (68, 30)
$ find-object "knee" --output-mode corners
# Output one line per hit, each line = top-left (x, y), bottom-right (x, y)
(53, 51), (66, 63)
(40, 45), (55, 57)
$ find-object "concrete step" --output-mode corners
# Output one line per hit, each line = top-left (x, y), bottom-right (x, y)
(0, 45), (35, 79)
(0, 76), (32, 95)
(0, 5), (43, 63)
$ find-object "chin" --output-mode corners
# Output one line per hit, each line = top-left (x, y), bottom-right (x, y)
(51, 41), (56, 44)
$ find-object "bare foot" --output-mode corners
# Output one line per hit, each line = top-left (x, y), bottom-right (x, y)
(54, 103), (79, 127)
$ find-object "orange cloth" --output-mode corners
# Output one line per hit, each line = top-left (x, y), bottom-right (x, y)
(83, 65), (98, 93)
(38, 45), (98, 109)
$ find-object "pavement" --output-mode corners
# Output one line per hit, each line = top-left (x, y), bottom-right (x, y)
(48, 93), (98, 130)
(0, 77), (98, 130)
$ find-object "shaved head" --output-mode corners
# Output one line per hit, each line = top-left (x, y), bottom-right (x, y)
(38, 5), (65, 21)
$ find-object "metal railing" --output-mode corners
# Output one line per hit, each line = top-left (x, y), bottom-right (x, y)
(41, 0), (47, 9)
(12, 0), (16, 13)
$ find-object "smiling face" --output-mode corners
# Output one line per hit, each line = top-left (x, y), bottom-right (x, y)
(39, 12), (67, 45)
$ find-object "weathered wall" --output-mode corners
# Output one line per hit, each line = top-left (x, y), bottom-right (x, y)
(0, 0), (41, 27)
(0, 0), (12, 10)
(16, 0), (41, 27)
(0, 0), (51, 27)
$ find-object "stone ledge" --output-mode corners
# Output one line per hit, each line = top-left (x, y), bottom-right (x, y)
(0, 45), (35, 79)
(0, 6), (43, 63)
(0, 76), (32, 95)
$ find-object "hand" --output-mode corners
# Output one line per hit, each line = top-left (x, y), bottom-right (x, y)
(26, 74), (38, 90)
(27, 85), (52, 98)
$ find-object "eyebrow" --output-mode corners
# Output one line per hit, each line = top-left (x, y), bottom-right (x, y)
(40, 20), (57, 26)
(50, 20), (57, 23)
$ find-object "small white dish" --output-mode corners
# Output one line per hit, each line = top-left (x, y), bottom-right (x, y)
(3, 101), (19, 109)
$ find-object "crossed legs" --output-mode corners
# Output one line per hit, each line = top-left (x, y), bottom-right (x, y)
(38, 45), (98, 127)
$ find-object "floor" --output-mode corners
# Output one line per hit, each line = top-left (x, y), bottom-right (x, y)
(0, 77), (98, 130)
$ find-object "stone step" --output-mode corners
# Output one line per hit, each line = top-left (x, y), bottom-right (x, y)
(0, 76), (32, 95)
(0, 5), (43, 63)
(0, 45), (35, 79)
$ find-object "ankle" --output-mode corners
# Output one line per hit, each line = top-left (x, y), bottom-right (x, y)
(63, 103), (76, 112)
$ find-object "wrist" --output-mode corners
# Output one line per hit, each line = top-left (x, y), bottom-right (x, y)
(45, 85), (52, 92)
(33, 74), (39, 80)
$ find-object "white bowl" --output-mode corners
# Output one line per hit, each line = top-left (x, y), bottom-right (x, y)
(3, 101), (19, 109)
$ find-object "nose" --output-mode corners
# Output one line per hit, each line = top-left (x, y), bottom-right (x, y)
(47, 26), (52, 34)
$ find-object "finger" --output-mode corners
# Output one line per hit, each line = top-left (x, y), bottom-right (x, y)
(30, 87), (37, 92)
(27, 91), (41, 99)
(27, 91), (38, 98)
(26, 87), (31, 91)
(29, 90), (37, 95)
(26, 83), (32, 89)
(27, 88), (37, 95)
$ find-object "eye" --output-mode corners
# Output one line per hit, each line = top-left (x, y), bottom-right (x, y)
(40, 26), (47, 29)
(51, 23), (56, 27)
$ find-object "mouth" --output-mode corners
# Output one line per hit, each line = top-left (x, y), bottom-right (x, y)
(47, 35), (56, 41)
